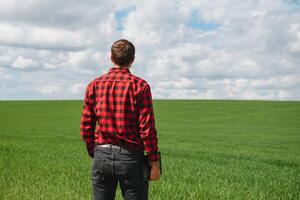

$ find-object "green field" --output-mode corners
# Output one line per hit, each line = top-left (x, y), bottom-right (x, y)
(0, 100), (299, 200)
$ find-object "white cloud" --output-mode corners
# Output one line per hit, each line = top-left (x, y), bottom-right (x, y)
(0, 68), (12, 80)
(0, 0), (299, 100)
(288, 23), (300, 53)
(250, 75), (300, 89)
(11, 56), (38, 69)
(0, 23), (94, 51)
(35, 85), (63, 95)
(68, 83), (85, 95)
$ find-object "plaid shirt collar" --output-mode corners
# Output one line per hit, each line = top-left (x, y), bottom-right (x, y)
(109, 67), (131, 74)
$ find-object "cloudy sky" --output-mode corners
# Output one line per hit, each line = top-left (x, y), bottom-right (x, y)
(0, 0), (299, 100)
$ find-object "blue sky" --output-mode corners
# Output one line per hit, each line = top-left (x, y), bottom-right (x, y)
(115, 6), (136, 31)
(0, 0), (299, 100)
(187, 11), (220, 31)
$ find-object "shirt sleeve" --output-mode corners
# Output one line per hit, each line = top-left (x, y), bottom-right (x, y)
(80, 83), (97, 145)
(138, 84), (159, 161)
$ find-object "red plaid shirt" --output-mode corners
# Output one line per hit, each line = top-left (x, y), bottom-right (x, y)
(80, 67), (159, 161)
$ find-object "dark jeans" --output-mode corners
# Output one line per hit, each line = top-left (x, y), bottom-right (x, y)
(92, 145), (149, 200)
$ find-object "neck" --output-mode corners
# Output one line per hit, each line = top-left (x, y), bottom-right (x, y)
(113, 64), (131, 69)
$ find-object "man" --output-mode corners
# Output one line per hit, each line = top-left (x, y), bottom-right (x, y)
(80, 39), (160, 200)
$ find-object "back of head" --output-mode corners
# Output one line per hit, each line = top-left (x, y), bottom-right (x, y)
(111, 39), (135, 67)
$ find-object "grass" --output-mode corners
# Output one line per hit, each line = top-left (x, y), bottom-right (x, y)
(0, 100), (299, 199)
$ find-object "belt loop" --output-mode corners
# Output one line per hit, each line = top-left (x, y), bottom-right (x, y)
(109, 144), (112, 151)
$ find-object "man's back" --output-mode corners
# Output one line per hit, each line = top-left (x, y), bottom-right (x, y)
(81, 67), (158, 160)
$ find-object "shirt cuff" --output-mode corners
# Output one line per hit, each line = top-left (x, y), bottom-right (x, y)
(81, 132), (94, 144)
(147, 151), (159, 161)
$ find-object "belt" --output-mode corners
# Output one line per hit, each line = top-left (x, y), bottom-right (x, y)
(97, 144), (122, 150)
(95, 144), (143, 155)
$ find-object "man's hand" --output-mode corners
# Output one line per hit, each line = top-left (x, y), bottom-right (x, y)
(149, 161), (161, 181)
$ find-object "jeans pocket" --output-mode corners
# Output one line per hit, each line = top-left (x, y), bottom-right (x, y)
(92, 158), (105, 184)
(121, 161), (143, 181)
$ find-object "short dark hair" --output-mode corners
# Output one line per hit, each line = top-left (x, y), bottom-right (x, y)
(111, 39), (135, 67)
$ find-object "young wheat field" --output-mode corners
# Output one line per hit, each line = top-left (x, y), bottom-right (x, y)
(0, 100), (299, 200)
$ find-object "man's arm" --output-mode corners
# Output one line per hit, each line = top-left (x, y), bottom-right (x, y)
(80, 84), (97, 158)
(138, 84), (159, 161)
(138, 84), (160, 180)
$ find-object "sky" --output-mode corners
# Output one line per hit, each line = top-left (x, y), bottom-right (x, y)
(0, 0), (299, 100)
